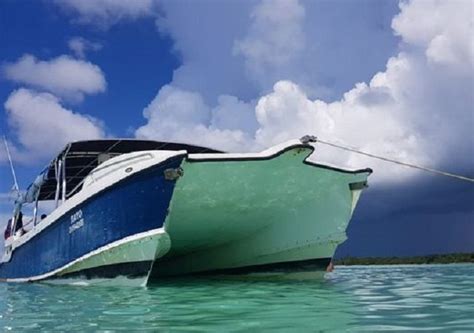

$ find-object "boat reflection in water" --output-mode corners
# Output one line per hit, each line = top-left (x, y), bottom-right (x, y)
(0, 136), (371, 285)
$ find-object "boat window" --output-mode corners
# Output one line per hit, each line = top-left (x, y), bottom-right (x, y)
(26, 139), (224, 203)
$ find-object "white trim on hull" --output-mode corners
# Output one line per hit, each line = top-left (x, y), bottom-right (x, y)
(4, 150), (186, 257)
(4, 228), (169, 283)
(2, 138), (371, 283)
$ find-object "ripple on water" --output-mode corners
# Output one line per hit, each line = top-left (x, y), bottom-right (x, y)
(0, 264), (473, 332)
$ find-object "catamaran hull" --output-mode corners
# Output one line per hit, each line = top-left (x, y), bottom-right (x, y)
(150, 143), (371, 278)
(1, 139), (371, 284)
(0, 155), (184, 283)
(45, 229), (171, 286)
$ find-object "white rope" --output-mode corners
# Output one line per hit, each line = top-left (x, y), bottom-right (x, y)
(315, 138), (474, 183)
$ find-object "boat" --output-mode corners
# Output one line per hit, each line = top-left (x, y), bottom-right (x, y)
(0, 136), (372, 285)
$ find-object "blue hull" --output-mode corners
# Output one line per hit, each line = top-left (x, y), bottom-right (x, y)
(0, 156), (184, 280)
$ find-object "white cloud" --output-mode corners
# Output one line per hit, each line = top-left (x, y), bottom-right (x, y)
(3, 54), (106, 101)
(211, 95), (258, 134)
(53, 0), (469, 182)
(254, 78), (428, 181)
(234, 0), (306, 90)
(67, 0), (394, 105)
(392, 0), (473, 68)
(154, 1), (256, 104)
(68, 37), (102, 58)
(54, 0), (158, 27)
(136, 84), (211, 139)
(4, 88), (105, 162)
(135, 85), (254, 152)
(135, 0), (473, 183)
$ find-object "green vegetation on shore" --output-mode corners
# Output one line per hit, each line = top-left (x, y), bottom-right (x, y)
(335, 253), (474, 265)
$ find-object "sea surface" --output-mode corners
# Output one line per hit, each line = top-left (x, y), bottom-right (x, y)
(0, 264), (473, 332)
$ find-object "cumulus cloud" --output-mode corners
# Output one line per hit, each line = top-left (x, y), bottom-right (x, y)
(54, 0), (158, 27)
(154, 1), (256, 103)
(135, 0), (473, 183)
(234, 0), (306, 90)
(3, 54), (106, 101)
(392, 0), (473, 68)
(254, 79), (428, 180)
(48, 0), (472, 182)
(52, 0), (390, 106)
(145, 1), (398, 109)
(4, 88), (105, 162)
(68, 37), (103, 58)
(135, 85), (255, 152)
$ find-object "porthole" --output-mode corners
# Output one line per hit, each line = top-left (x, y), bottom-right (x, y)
(125, 167), (133, 173)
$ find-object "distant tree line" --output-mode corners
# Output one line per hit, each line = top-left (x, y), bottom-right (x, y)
(335, 253), (474, 265)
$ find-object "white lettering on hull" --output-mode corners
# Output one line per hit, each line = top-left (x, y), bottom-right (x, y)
(69, 209), (84, 234)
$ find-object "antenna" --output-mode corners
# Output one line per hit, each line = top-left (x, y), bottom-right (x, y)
(3, 136), (19, 193)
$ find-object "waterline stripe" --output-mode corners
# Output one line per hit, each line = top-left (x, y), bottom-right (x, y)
(5, 228), (165, 283)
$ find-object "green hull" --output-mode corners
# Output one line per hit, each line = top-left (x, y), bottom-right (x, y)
(151, 144), (371, 277)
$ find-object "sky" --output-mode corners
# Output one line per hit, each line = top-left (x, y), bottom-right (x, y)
(0, 0), (473, 256)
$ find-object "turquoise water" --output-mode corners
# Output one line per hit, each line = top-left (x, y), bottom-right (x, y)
(1, 264), (473, 332)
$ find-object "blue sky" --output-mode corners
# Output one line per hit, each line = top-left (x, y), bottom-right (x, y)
(0, 0), (178, 138)
(0, 0), (473, 255)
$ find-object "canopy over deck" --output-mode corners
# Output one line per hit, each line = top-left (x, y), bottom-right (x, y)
(26, 139), (222, 202)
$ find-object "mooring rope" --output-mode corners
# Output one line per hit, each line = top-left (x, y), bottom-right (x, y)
(312, 137), (474, 183)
